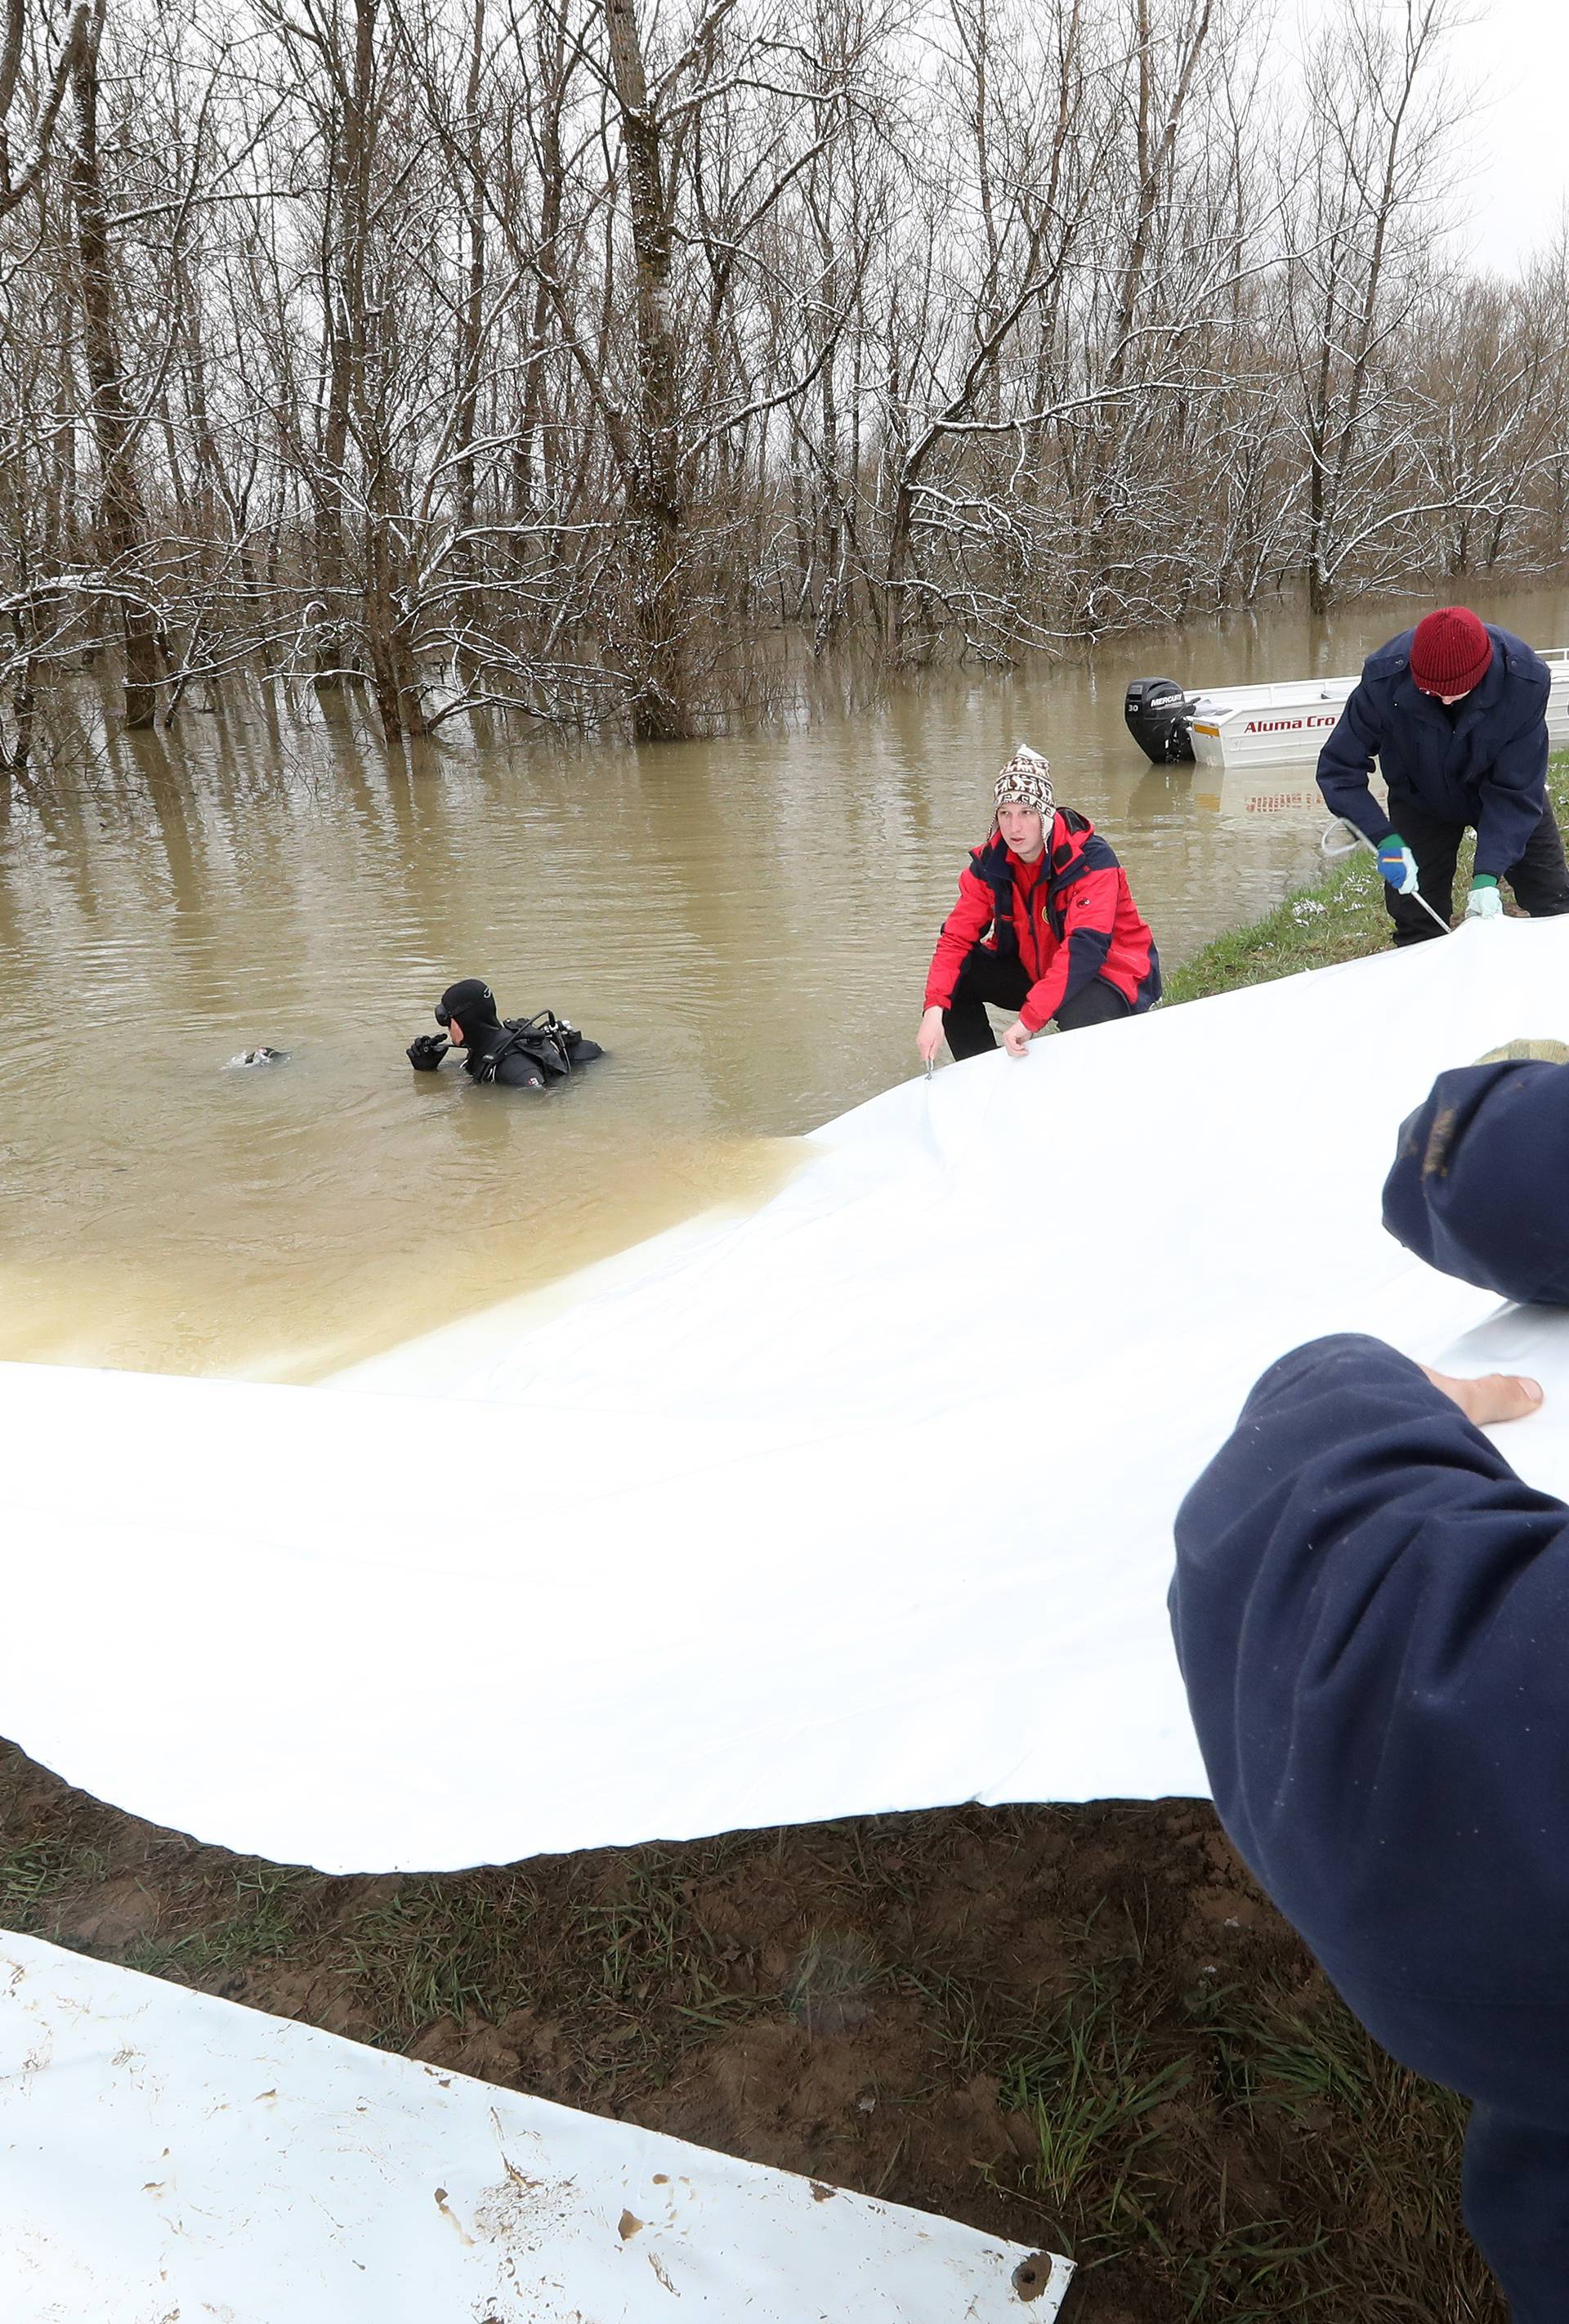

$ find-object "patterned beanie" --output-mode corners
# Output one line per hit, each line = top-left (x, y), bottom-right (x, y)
(992, 744), (1053, 826)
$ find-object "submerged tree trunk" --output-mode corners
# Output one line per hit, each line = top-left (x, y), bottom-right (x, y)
(600, 0), (692, 741)
(68, 0), (164, 729)
(345, 0), (425, 740)
(313, 214), (354, 684)
(451, 0), (486, 600)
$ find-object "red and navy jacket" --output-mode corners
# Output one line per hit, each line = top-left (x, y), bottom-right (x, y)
(923, 809), (1160, 1032)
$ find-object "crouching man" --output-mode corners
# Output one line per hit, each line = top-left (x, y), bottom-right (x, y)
(917, 745), (1160, 1065)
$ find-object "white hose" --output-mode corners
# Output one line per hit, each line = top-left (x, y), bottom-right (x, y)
(1319, 819), (1453, 935)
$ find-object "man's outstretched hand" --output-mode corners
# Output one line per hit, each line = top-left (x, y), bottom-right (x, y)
(1422, 1366), (1543, 1426)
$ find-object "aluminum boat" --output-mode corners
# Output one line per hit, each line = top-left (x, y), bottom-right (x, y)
(1125, 650), (1569, 770)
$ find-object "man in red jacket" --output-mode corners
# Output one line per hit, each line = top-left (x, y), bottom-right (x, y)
(917, 746), (1160, 1064)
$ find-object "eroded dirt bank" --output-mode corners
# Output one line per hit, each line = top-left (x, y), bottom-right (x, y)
(0, 1740), (1498, 2321)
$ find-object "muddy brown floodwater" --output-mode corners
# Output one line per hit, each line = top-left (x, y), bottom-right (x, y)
(6, 581), (1569, 1379)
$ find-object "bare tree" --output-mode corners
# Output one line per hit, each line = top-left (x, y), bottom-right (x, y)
(0, 0), (91, 219)
(0, 0), (1562, 772)
(68, 0), (168, 728)
(1285, 0), (1463, 612)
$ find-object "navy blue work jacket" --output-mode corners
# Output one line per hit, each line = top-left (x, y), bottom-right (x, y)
(1316, 625), (1550, 878)
(1172, 1333), (1569, 2124)
(1384, 1056), (1569, 1306)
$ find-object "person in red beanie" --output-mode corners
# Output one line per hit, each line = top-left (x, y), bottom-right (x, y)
(1316, 607), (1569, 944)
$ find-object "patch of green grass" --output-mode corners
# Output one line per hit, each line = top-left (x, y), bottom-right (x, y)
(561, 1852), (771, 2068)
(785, 1926), (883, 2033)
(0, 1840), (66, 1913)
(333, 1845), (770, 2075)
(900, 1962), (991, 2076)
(1173, 2219), (1329, 2323)
(118, 1864), (314, 1983)
(1206, 1982), (1479, 2319)
(343, 1876), (530, 2031)
(1163, 751), (1569, 1007)
(985, 1931), (1497, 2323)
(1003, 1968), (1192, 2213)
(200, 1865), (311, 1966)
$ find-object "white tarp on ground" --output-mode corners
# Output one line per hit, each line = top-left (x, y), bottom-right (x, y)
(0, 1929), (1071, 2321)
(7, 919), (1569, 1874)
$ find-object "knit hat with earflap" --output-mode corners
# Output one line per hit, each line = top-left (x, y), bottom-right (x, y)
(991, 744), (1054, 833)
(1410, 607), (1494, 697)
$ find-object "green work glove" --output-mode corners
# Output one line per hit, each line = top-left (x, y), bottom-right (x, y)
(1376, 832), (1419, 894)
(1465, 875), (1503, 921)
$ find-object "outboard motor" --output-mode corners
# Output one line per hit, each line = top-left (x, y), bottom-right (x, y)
(1124, 676), (1196, 764)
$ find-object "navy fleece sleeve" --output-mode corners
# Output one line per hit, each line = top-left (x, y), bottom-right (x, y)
(1316, 683), (1393, 844)
(1171, 1333), (1569, 2008)
(1383, 1058), (1569, 1305)
(1474, 699), (1549, 878)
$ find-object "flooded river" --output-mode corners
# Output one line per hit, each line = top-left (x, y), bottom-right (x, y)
(7, 581), (1569, 1380)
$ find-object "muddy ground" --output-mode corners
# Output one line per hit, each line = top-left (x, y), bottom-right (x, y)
(0, 1739), (1499, 2322)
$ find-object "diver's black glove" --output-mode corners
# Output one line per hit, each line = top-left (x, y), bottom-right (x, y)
(407, 1032), (449, 1071)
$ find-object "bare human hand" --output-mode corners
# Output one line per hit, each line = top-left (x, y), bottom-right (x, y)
(1003, 1019), (1032, 1059)
(917, 1005), (945, 1064)
(1421, 1366), (1544, 1426)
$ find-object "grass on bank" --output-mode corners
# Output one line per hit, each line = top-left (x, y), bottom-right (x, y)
(7, 768), (1563, 2322)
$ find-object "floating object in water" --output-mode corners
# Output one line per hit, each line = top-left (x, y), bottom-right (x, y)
(226, 1046), (289, 1069)
(1126, 649), (1569, 770)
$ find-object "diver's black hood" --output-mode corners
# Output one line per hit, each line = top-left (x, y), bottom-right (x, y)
(438, 978), (502, 1042)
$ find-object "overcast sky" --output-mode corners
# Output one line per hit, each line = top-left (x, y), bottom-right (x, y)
(1291, 0), (1568, 275)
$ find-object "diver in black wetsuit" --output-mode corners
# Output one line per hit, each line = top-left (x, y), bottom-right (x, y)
(406, 978), (603, 1090)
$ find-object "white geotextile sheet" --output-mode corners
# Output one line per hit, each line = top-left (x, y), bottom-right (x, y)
(6, 918), (1569, 1873)
(0, 1930), (1070, 2322)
